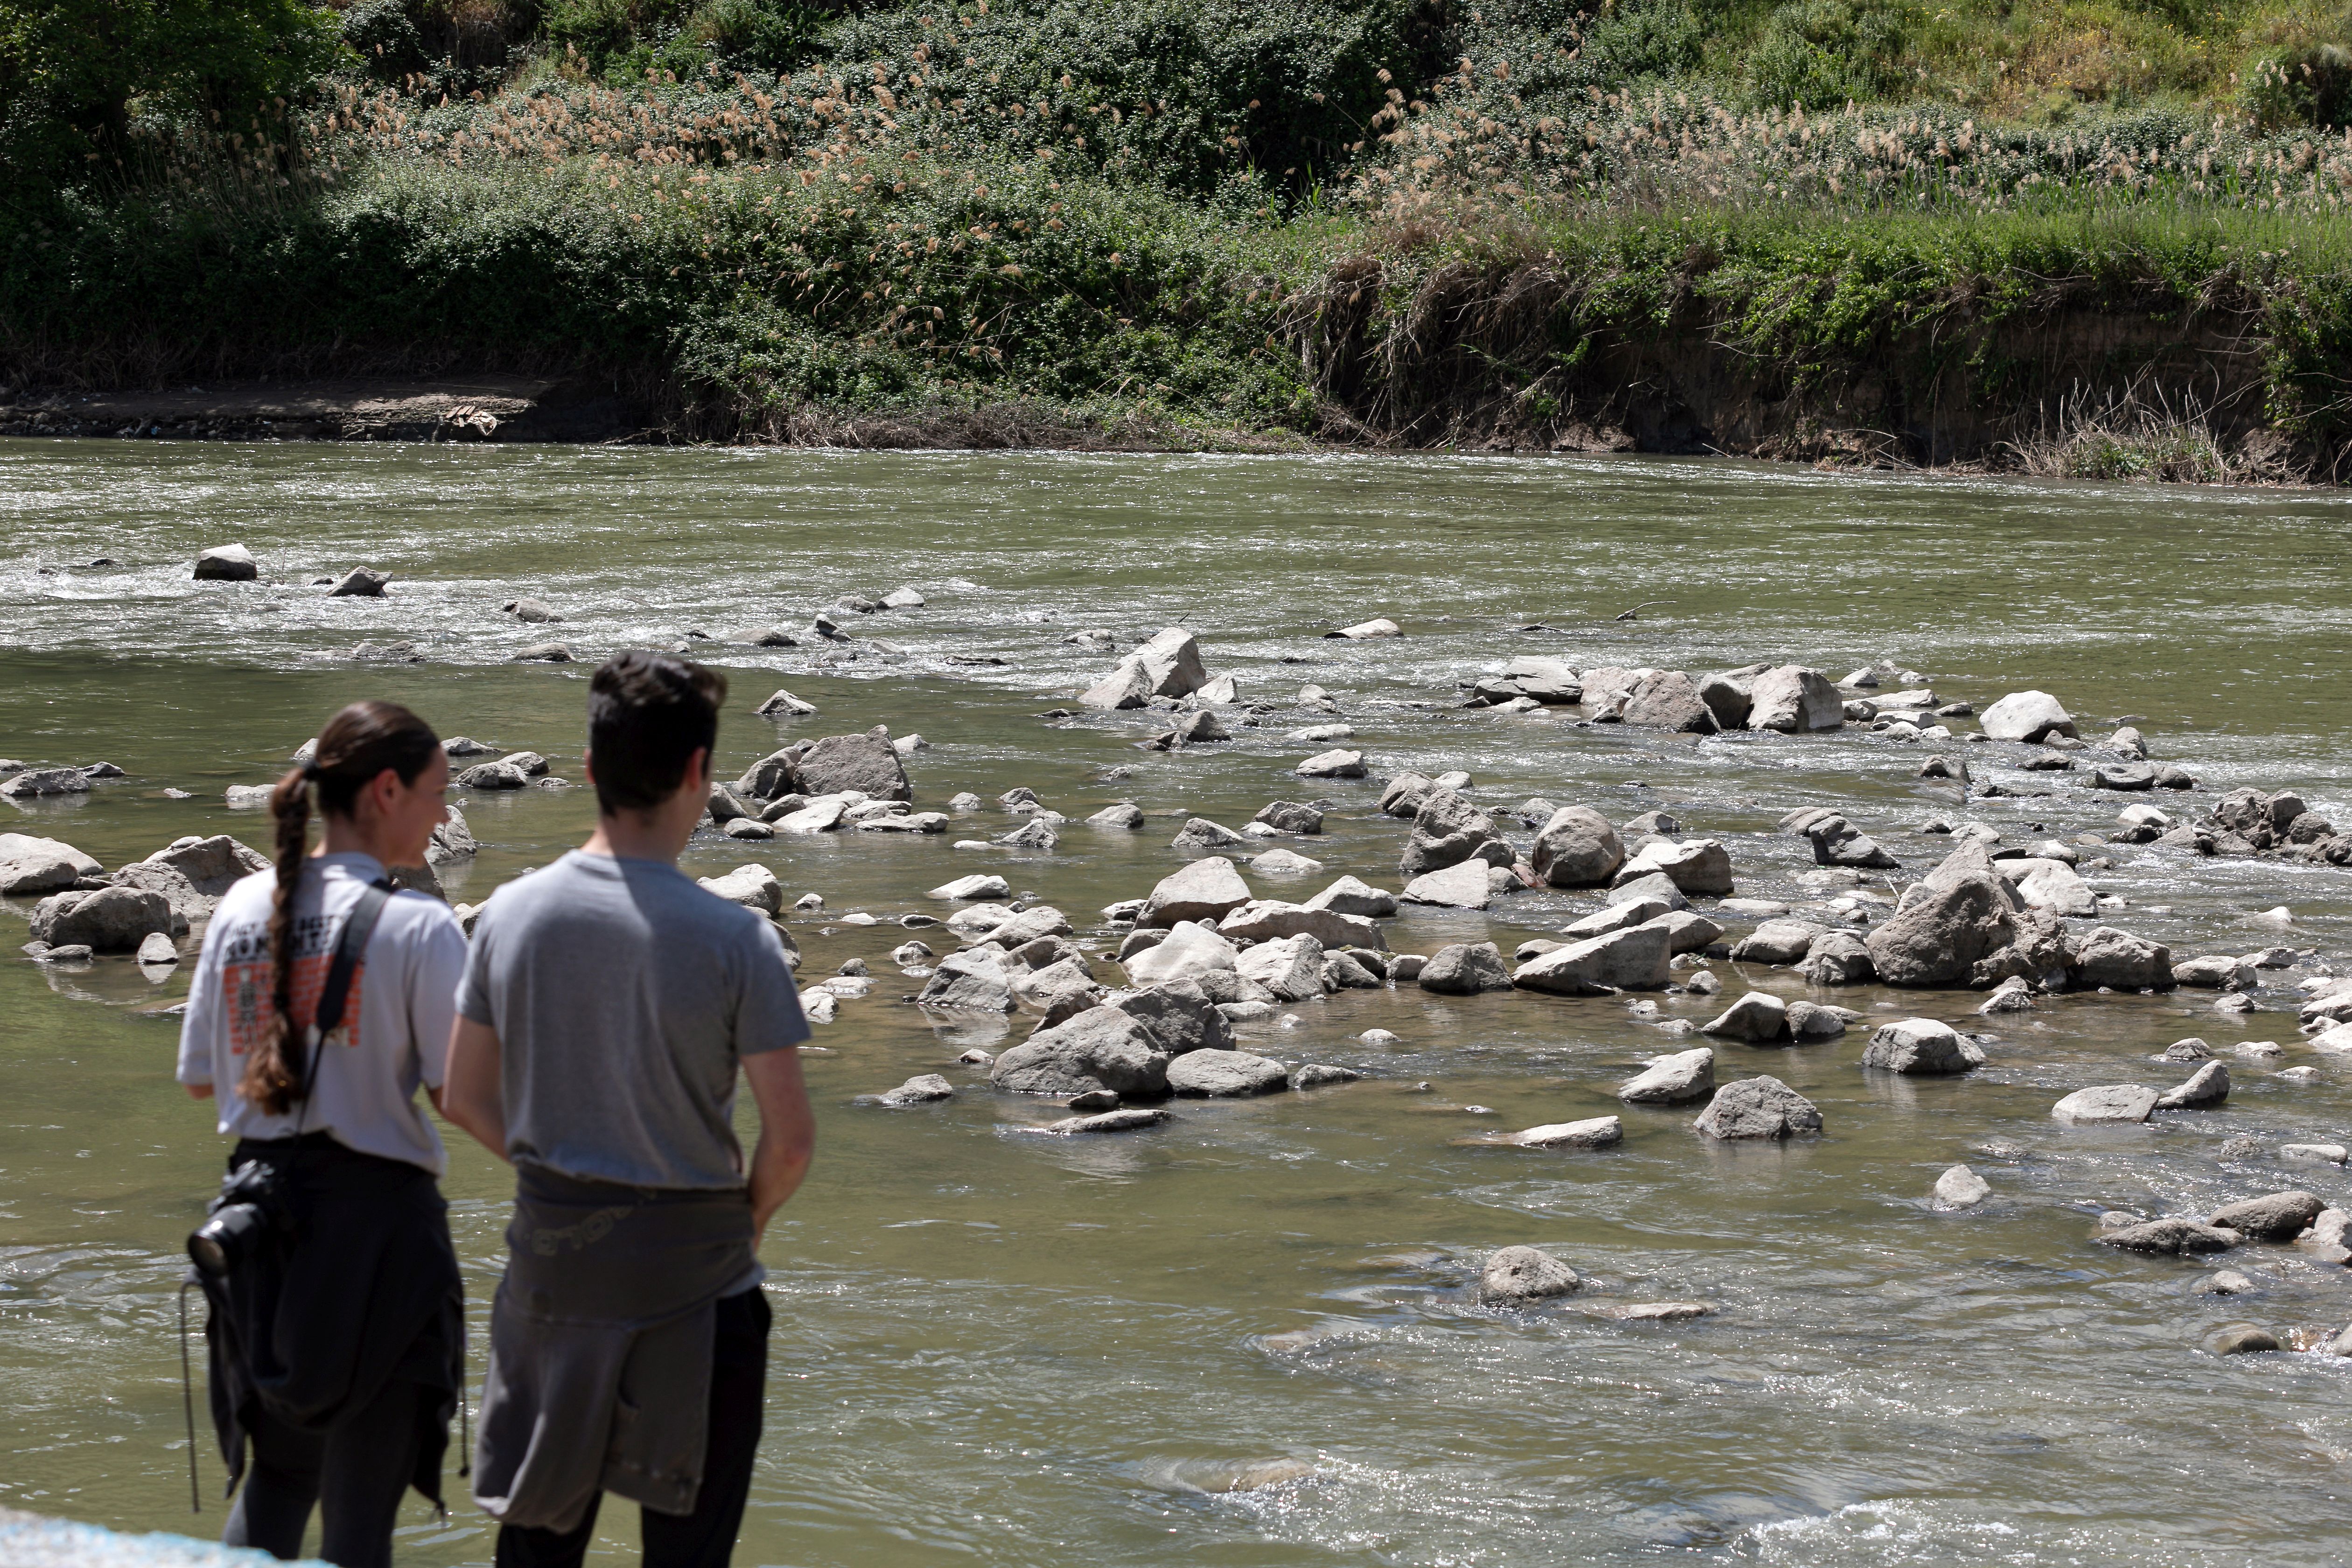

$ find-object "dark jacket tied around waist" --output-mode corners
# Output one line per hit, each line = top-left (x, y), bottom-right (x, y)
(198, 1133), (463, 1506)
(470, 1164), (757, 1533)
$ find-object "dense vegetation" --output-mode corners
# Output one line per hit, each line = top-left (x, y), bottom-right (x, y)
(5, 0), (2352, 473)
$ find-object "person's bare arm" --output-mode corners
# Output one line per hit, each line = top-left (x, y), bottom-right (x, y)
(186, 1085), (214, 1099)
(743, 1048), (815, 1242)
(439, 1016), (511, 1162)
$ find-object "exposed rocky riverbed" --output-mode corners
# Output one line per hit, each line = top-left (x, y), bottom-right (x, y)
(4, 441), (2350, 1565)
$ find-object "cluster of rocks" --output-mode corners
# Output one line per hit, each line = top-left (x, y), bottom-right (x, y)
(0, 759), (123, 803)
(1464, 657), (1860, 735)
(8, 832), (273, 963)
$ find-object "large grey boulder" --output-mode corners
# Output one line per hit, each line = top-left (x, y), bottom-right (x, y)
(1400, 861), (1494, 910)
(1701, 992), (1789, 1043)
(1108, 980), (1235, 1056)
(914, 951), (1017, 1012)
(1980, 690), (2076, 742)
(30, 886), (173, 952)
(2155, 1060), (2230, 1109)
(1294, 749), (1366, 779)
(1218, 900), (1386, 951)
(1746, 666), (1843, 732)
(142, 832), (269, 893)
(1171, 818), (1247, 850)
(1487, 657), (1581, 705)
(1562, 898), (1667, 940)
(987, 905), (1075, 949)
(329, 567), (389, 597)
(1133, 627), (1209, 698)
(193, 544), (258, 581)
(1861, 1018), (1984, 1074)
(1803, 814), (1900, 869)
(1477, 1246), (1581, 1302)
(698, 864), (784, 915)
(1506, 1116), (1624, 1149)
(0, 833), (102, 896)
(1400, 790), (1514, 878)
(1140, 857), (1254, 927)
(1378, 774), (1434, 818)
(1864, 843), (2066, 989)
(1417, 942), (1514, 994)
(1, 767), (92, 799)
(1167, 1049), (1289, 1097)
(1606, 872), (1689, 911)
(2206, 1191), (2324, 1240)
(1618, 1046), (1716, 1104)
(991, 1006), (1172, 1096)
(1730, 920), (1827, 966)
(930, 873), (1011, 901)
(1253, 801), (1325, 835)
(1512, 923), (1672, 994)
(1079, 659), (1155, 710)
(1615, 839), (1733, 897)
(2051, 1084), (2158, 1124)
(2003, 858), (2097, 917)
(2100, 1218), (2240, 1254)
(1303, 875), (1398, 917)
(105, 862), (202, 933)
(1235, 934), (1326, 1002)
(1620, 670), (1717, 733)
(735, 748), (803, 798)
(1697, 671), (1755, 730)
(2068, 926), (2175, 990)
(1531, 806), (1624, 888)
(1798, 931), (1875, 985)
(794, 732), (911, 800)
(1123, 922), (1240, 987)
(1694, 1076), (1822, 1139)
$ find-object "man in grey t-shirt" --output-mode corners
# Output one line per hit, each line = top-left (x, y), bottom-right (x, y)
(443, 651), (814, 1568)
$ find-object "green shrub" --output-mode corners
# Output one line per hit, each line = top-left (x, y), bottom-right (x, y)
(1743, 0), (1911, 109)
(0, 0), (348, 187)
(1584, 0), (1703, 80)
(2242, 43), (2352, 130)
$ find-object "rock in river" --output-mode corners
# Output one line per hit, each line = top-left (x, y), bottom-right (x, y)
(1478, 1246), (1581, 1302)
(1141, 857), (1255, 927)
(795, 732), (912, 801)
(2154, 1061), (2230, 1109)
(192, 544), (258, 581)
(1304, 875), (1397, 918)
(1934, 1165), (1991, 1208)
(2068, 926), (2175, 990)
(2206, 1190), (2324, 1241)
(994, 1005), (1173, 1097)
(1167, 1049), (1290, 1097)
(1219, 900), (1385, 951)
(931, 873), (1012, 902)
(1694, 1076), (1822, 1139)
(1512, 923), (1671, 994)
(1124, 922), (1240, 987)
(1295, 749), (1366, 779)
(1417, 941), (1514, 995)
(1618, 1047), (1715, 1104)
(2051, 1084), (2158, 1124)
(0, 767), (91, 800)
(1400, 860), (1494, 910)
(2100, 1218), (2240, 1254)
(1531, 806), (1625, 888)
(1701, 992), (1789, 1043)
(1862, 1018), (1985, 1075)
(329, 567), (389, 597)
(30, 885), (173, 952)
(0, 833), (103, 896)
(1864, 843), (2065, 989)
(1236, 934), (1327, 1003)
(1505, 1115), (1624, 1149)
(1979, 690), (2077, 742)
(1745, 665), (1844, 732)
(916, 951), (1017, 1012)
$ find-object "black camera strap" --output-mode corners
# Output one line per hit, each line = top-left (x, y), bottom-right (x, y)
(291, 876), (399, 1125)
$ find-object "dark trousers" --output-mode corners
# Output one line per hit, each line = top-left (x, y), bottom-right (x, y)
(495, 1287), (771, 1568)
(223, 1377), (432, 1568)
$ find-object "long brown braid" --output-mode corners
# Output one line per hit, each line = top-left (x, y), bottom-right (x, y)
(240, 700), (441, 1115)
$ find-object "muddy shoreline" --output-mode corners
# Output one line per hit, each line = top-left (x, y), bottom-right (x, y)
(0, 374), (2323, 481)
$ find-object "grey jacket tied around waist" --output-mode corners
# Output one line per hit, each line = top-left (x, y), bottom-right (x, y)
(472, 1165), (756, 1533)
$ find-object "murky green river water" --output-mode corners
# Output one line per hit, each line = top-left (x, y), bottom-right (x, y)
(4, 440), (2352, 1566)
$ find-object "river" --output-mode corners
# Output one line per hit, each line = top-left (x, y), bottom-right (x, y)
(3, 439), (2350, 1565)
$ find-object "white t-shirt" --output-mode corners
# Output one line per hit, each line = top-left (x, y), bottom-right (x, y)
(176, 852), (468, 1176)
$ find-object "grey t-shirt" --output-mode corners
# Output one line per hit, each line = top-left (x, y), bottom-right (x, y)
(456, 849), (809, 1190)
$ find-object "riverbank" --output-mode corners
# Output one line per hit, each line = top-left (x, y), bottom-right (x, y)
(11, 196), (2347, 479)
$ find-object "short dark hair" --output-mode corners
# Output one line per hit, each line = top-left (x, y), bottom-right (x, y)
(587, 651), (728, 815)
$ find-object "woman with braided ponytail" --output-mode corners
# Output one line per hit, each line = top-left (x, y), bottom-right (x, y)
(175, 701), (469, 1568)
